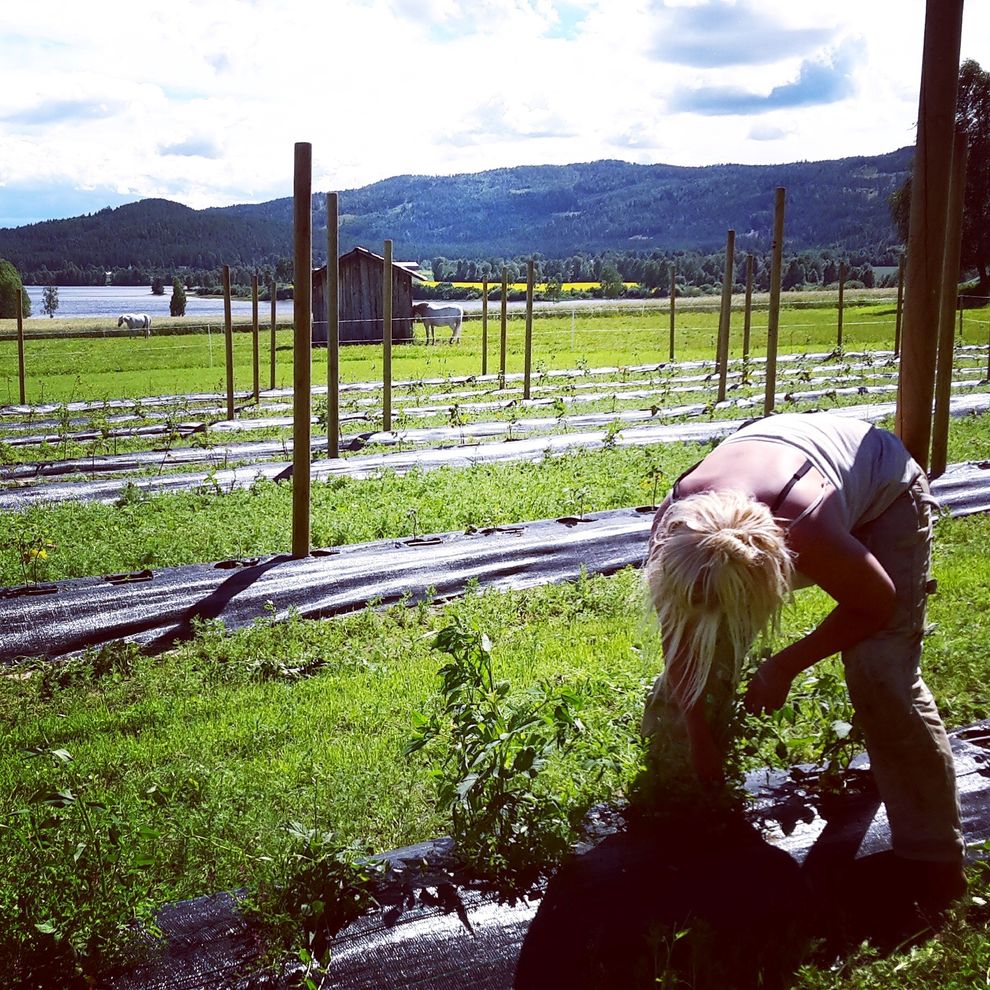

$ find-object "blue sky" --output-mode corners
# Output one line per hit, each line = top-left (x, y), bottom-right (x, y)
(0, 0), (987, 228)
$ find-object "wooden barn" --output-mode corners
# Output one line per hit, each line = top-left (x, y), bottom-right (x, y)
(311, 247), (427, 345)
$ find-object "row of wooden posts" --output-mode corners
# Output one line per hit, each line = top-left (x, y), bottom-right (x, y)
(288, 154), (866, 558)
(11, 186), (980, 430)
(8, 246), (919, 415)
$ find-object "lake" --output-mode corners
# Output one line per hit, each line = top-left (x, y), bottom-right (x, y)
(23, 285), (685, 323)
(24, 285), (294, 321)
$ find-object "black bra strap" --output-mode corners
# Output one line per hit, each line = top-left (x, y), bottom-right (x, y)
(769, 458), (814, 513)
(672, 456), (815, 511)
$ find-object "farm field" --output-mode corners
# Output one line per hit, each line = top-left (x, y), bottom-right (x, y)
(2, 293), (990, 986)
(1, 292), (962, 404)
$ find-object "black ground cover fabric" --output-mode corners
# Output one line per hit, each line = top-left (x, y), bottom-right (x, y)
(3, 458), (990, 666)
(102, 724), (990, 990)
(0, 508), (654, 663)
(4, 393), (990, 511)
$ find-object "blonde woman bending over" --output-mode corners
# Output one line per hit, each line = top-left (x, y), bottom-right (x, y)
(641, 412), (964, 905)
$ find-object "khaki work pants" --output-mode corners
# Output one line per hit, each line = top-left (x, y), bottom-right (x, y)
(843, 476), (963, 863)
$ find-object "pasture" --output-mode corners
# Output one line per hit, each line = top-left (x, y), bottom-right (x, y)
(2, 292), (990, 987)
(0, 290), (957, 404)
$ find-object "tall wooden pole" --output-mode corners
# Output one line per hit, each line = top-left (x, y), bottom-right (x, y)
(716, 229), (735, 402)
(894, 255), (905, 356)
(269, 278), (277, 389)
(327, 192), (340, 458)
(837, 261), (847, 351)
(523, 259), (534, 400)
(291, 142), (312, 559)
(222, 264), (235, 420)
(499, 267), (508, 386)
(668, 263), (676, 361)
(764, 188), (786, 416)
(16, 289), (25, 404)
(251, 274), (260, 401)
(931, 130), (969, 478)
(742, 254), (754, 361)
(481, 278), (489, 376)
(895, 0), (964, 469)
(382, 239), (393, 432)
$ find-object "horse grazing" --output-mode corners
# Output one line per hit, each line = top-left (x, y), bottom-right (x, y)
(118, 313), (152, 337)
(411, 302), (463, 345)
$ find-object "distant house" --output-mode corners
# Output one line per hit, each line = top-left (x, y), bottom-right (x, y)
(312, 247), (427, 345)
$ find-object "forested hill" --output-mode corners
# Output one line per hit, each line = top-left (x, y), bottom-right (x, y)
(1, 148), (911, 279)
(0, 199), (293, 277)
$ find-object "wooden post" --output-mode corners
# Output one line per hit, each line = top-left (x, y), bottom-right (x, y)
(837, 261), (847, 351)
(327, 193), (340, 458)
(269, 277), (277, 390)
(523, 259), (534, 400)
(383, 239), (393, 432)
(223, 264), (235, 420)
(742, 254), (754, 361)
(499, 267), (508, 386)
(894, 0), (964, 469)
(716, 229), (735, 402)
(764, 188), (786, 416)
(668, 263), (676, 361)
(251, 274), (260, 401)
(931, 130), (969, 478)
(16, 289), (25, 405)
(481, 278), (489, 376)
(291, 142), (312, 559)
(894, 255), (905, 356)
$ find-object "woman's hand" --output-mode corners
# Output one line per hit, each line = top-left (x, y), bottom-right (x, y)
(744, 657), (794, 715)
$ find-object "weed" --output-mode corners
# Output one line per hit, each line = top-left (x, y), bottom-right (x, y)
(1, 518), (57, 585)
(249, 821), (384, 985)
(0, 747), (162, 986)
(406, 619), (584, 901)
(602, 419), (623, 451)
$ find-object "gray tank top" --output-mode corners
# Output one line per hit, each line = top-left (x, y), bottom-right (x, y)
(719, 413), (922, 532)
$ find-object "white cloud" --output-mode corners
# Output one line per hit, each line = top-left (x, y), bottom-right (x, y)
(0, 0), (987, 225)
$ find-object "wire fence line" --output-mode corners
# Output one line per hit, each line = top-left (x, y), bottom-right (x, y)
(3, 291), (988, 425)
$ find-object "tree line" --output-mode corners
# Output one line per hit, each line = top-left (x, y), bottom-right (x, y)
(423, 246), (892, 297)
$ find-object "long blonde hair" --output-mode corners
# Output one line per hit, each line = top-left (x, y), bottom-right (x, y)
(644, 489), (793, 708)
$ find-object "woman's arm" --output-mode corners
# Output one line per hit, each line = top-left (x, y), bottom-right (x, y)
(745, 510), (896, 714)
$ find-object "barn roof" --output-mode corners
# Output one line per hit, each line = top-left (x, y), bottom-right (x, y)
(314, 246), (428, 280)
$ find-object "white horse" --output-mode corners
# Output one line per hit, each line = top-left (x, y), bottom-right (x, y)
(118, 313), (152, 337)
(411, 302), (463, 345)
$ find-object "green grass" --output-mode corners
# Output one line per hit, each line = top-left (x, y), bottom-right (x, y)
(3, 296), (971, 406)
(0, 574), (651, 979)
(2, 412), (989, 588)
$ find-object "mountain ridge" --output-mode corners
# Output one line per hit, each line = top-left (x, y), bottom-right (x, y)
(0, 148), (911, 278)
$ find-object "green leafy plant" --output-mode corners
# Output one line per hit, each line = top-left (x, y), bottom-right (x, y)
(733, 657), (862, 791)
(602, 419), (623, 451)
(0, 747), (162, 986)
(2, 520), (57, 585)
(249, 822), (384, 988)
(643, 453), (665, 508)
(406, 620), (585, 902)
